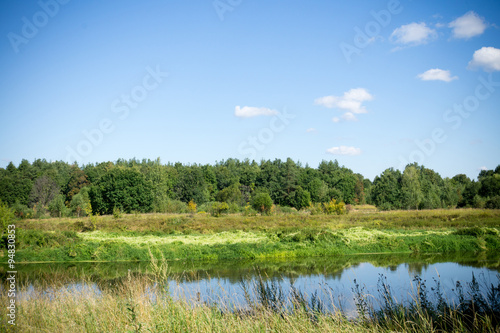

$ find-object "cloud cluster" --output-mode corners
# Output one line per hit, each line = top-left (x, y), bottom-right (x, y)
(235, 106), (279, 118)
(390, 11), (487, 49)
(410, 12), (493, 84)
(326, 146), (362, 156)
(315, 88), (373, 122)
(417, 68), (458, 82)
(238, 11), (493, 160)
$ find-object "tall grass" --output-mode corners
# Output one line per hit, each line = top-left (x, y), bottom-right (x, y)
(3, 260), (499, 333)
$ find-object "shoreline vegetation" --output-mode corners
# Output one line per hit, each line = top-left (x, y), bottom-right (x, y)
(2, 253), (499, 333)
(2, 208), (500, 264)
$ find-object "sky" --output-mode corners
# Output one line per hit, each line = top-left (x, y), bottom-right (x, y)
(0, 0), (499, 181)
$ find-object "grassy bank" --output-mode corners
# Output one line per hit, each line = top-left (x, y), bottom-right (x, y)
(3, 208), (500, 263)
(2, 260), (499, 333)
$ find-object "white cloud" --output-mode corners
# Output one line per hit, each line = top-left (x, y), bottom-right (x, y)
(468, 47), (500, 72)
(449, 11), (486, 39)
(479, 166), (488, 171)
(341, 112), (358, 121)
(306, 128), (316, 133)
(316, 88), (373, 122)
(234, 106), (279, 118)
(315, 88), (373, 122)
(417, 68), (458, 82)
(390, 22), (437, 45)
(326, 146), (362, 156)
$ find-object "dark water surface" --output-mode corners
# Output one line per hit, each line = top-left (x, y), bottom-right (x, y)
(3, 252), (499, 315)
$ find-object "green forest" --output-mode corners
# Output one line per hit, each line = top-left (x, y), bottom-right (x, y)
(1, 158), (499, 219)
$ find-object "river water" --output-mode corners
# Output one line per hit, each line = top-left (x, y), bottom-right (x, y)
(3, 252), (499, 316)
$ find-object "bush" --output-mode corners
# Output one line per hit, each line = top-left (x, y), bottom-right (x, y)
(187, 200), (197, 214)
(32, 202), (48, 219)
(12, 201), (33, 219)
(378, 202), (394, 211)
(307, 202), (323, 215)
(154, 199), (188, 214)
(251, 192), (273, 215)
(210, 202), (229, 217)
(322, 199), (347, 215)
(215, 183), (242, 204)
(242, 203), (257, 216)
(112, 206), (122, 219)
(472, 194), (486, 208)
(228, 202), (241, 213)
(345, 204), (353, 214)
(485, 196), (500, 209)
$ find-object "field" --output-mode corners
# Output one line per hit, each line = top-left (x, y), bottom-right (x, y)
(3, 207), (500, 332)
(4, 207), (500, 263)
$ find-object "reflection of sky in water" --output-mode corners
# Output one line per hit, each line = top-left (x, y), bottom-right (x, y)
(164, 261), (499, 315)
(18, 282), (102, 302)
(10, 258), (500, 316)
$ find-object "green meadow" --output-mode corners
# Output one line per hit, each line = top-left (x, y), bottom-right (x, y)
(4, 207), (500, 263)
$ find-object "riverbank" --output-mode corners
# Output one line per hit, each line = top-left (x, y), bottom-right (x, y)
(3, 208), (500, 263)
(2, 259), (499, 333)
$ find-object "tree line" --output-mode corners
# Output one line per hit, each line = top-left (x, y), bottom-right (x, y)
(0, 157), (499, 218)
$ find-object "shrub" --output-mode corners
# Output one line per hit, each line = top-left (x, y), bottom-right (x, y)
(472, 194), (486, 208)
(113, 206), (122, 219)
(307, 202), (324, 215)
(210, 202), (229, 217)
(322, 199), (347, 215)
(378, 202), (394, 211)
(187, 200), (197, 214)
(154, 199), (188, 214)
(32, 202), (48, 219)
(12, 201), (33, 219)
(242, 203), (257, 216)
(215, 183), (242, 204)
(228, 202), (240, 213)
(485, 196), (500, 209)
(251, 192), (273, 215)
(345, 204), (353, 214)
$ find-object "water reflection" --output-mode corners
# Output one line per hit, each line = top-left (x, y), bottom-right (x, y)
(2, 252), (499, 315)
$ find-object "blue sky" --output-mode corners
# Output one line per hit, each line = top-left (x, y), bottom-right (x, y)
(1, 0), (499, 180)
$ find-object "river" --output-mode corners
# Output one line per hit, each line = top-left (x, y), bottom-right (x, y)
(3, 252), (499, 316)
